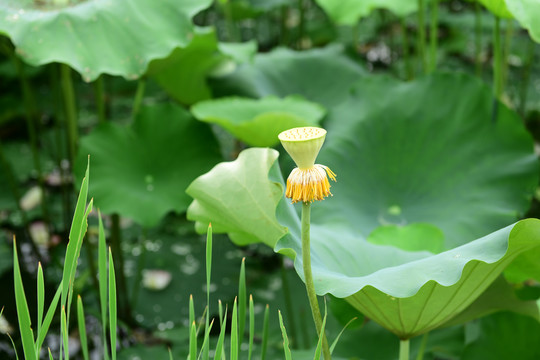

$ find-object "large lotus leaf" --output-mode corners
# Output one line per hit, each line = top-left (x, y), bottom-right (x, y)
(74, 103), (221, 227)
(209, 45), (367, 108)
(146, 27), (256, 105)
(314, 0), (418, 25)
(191, 96), (326, 147)
(505, 0), (540, 42)
(316, 73), (537, 249)
(0, 0), (212, 82)
(186, 147), (540, 338)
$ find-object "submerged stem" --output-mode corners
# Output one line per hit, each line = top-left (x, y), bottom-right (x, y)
(301, 202), (331, 360)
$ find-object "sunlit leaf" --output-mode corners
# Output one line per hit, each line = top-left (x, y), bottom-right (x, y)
(191, 96), (325, 147)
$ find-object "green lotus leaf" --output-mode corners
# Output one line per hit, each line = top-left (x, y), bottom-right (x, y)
(462, 312), (540, 359)
(0, 0), (212, 82)
(75, 103), (221, 227)
(505, 0), (540, 42)
(314, 0), (419, 25)
(367, 223), (445, 254)
(186, 147), (287, 247)
(478, 0), (513, 18)
(210, 45), (367, 108)
(191, 96), (326, 147)
(187, 73), (540, 338)
(317, 73), (537, 249)
(147, 27), (256, 105)
(187, 147), (540, 339)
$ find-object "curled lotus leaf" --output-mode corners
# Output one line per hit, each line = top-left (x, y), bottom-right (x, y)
(0, 0), (212, 81)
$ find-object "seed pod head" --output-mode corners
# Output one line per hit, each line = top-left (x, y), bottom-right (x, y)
(278, 127), (326, 169)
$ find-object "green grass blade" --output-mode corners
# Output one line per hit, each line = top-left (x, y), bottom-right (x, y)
(313, 312), (327, 360)
(231, 297), (238, 360)
(214, 307), (228, 360)
(329, 317), (358, 354)
(278, 311), (292, 360)
(48, 348), (54, 360)
(77, 296), (89, 360)
(37, 262), (44, 347)
(168, 347), (174, 360)
(109, 248), (117, 360)
(13, 239), (37, 360)
(248, 295), (254, 360)
(204, 224), (212, 360)
(61, 161), (90, 309)
(97, 210), (110, 360)
(37, 282), (62, 352)
(218, 300), (223, 328)
(238, 258), (246, 348)
(189, 321), (197, 360)
(198, 319), (214, 360)
(261, 304), (269, 360)
(189, 295), (195, 334)
(61, 306), (69, 360)
(7, 333), (20, 360)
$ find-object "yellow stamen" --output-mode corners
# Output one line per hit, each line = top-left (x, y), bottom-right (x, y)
(285, 164), (337, 203)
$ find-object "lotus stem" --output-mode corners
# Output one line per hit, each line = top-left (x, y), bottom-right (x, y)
(475, 2), (483, 77)
(415, 333), (429, 360)
(428, 0), (439, 73)
(94, 75), (106, 123)
(399, 339), (410, 360)
(132, 78), (146, 120)
(11, 51), (51, 227)
(401, 18), (413, 80)
(493, 16), (502, 99)
(301, 202), (331, 359)
(60, 63), (79, 165)
(501, 19), (513, 92)
(280, 257), (299, 348)
(519, 39), (536, 117)
(417, 0), (427, 74)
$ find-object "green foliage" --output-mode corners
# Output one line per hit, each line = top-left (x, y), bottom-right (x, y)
(147, 27), (256, 105)
(211, 46), (367, 108)
(75, 103), (222, 227)
(192, 96), (325, 147)
(186, 72), (540, 339)
(0, 0), (213, 81)
(314, 0), (419, 25)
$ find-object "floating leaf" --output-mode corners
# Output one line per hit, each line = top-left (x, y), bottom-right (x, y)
(210, 45), (366, 108)
(0, 0), (212, 81)
(75, 103), (222, 227)
(191, 96), (325, 147)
